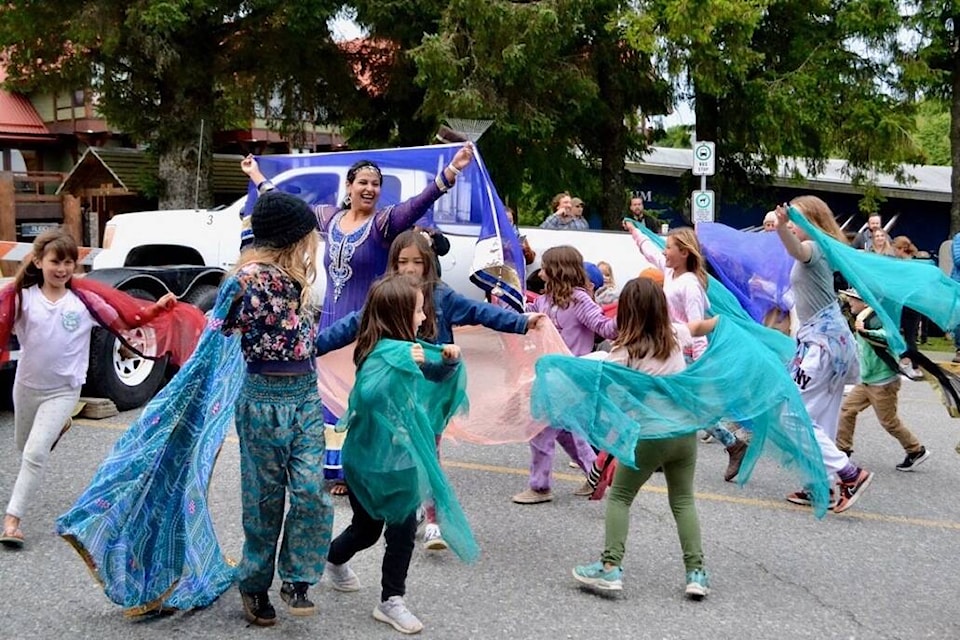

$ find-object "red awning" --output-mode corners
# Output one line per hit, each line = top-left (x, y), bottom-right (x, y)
(0, 67), (52, 139)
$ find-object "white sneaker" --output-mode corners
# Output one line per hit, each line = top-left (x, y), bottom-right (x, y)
(374, 596), (424, 634)
(422, 523), (448, 551)
(327, 562), (361, 592)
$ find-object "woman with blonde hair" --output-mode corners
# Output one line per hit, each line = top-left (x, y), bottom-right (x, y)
(871, 228), (896, 256)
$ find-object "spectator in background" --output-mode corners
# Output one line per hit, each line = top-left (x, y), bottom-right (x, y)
(870, 228), (896, 256)
(891, 236), (922, 379)
(541, 192), (588, 231)
(571, 198), (588, 228)
(594, 261), (619, 305)
(628, 196), (645, 222)
(852, 214), (882, 251)
(762, 211), (777, 231)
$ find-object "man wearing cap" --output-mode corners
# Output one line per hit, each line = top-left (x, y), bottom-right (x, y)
(540, 192), (589, 230)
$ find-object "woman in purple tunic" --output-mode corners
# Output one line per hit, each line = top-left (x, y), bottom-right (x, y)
(240, 143), (476, 494)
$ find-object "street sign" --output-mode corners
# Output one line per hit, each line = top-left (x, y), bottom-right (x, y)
(692, 190), (715, 223)
(692, 141), (716, 176)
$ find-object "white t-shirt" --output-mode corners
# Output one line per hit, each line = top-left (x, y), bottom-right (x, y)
(13, 286), (97, 390)
(606, 323), (693, 376)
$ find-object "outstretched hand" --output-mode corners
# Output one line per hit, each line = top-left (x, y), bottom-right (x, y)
(774, 204), (789, 227)
(241, 154), (268, 185)
(525, 313), (548, 330)
(240, 154), (259, 176)
(156, 292), (178, 311)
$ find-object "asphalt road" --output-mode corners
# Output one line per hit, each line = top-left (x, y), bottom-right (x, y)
(1, 364), (959, 639)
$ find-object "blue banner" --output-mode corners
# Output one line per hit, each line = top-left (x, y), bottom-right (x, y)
(245, 144), (525, 310)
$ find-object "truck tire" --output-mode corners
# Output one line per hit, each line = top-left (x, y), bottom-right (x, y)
(83, 288), (169, 411)
(183, 283), (219, 312)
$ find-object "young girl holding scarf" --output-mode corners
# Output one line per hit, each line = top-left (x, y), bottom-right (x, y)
(775, 196), (873, 513)
(0, 228), (198, 548)
(325, 274), (474, 634)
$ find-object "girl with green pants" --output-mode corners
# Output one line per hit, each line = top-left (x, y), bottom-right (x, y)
(572, 275), (716, 600)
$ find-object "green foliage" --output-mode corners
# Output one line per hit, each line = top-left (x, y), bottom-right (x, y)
(618, 2), (913, 202)
(899, 1), (960, 232)
(409, 0), (670, 228)
(0, 0), (355, 206)
(913, 100), (950, 166)
(653, 125), (694, 148)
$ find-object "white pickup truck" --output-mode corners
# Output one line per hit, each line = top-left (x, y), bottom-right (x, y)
(89, 157), (647, 408)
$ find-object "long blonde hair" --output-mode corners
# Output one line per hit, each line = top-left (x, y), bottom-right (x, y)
(233, 231), (319, 312)
(790, 195), (848, 243)
(668, 227), (708, 290)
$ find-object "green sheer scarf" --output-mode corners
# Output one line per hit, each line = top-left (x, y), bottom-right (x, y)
(339, 338), (478, 561)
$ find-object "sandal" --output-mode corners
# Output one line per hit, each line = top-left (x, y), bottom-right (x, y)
(329, 482), (349, 497)
(0, 526), (24, 548)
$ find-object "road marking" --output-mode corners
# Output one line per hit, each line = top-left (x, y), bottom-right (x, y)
(74, 419), (960, 531)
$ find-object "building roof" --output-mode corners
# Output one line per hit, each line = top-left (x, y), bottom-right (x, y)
(0, 67), (53, 140)
(627, 147), (953, 203)
(57, 146), (248, 196)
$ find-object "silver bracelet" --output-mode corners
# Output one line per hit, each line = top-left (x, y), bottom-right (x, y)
(446, 163), (462, 177)
(434, 175), (449, 193)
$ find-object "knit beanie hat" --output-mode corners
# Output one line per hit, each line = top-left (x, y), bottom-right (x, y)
(251, 191), (316, 248)
(583, 262), (605, 291)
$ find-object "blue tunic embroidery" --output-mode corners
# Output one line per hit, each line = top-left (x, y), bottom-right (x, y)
(327, 211), (376, 303)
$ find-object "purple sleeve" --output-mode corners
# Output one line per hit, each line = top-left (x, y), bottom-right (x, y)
(571, 290), (618, 340)
(314, 204), (338, 236)
(375, 181), (445, 242)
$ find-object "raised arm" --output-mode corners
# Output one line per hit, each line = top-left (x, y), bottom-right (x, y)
(379, 143), (475, 241)
(775, 205), (812, 263)
(625, 223), (666, 270)
(571, 290), (618, 340)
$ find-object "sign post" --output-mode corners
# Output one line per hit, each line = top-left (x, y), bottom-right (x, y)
(691, 190), (715, 224)
(691, 141), (716, 224)
(692, 141), (716, 177)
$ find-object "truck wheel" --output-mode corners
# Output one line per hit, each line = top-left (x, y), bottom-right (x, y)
(183, 284), (219, 312)
(83, 288), (169, 411)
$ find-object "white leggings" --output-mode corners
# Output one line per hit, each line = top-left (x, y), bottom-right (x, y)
(5, 383), (80, 519)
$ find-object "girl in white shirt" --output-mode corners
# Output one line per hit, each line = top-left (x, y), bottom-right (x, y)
(625, 225), (748, 481)
(0, 229), (174, 548)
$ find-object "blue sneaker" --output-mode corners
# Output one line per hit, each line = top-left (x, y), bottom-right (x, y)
(685, 568), (710, 600)
(572, 561), (623, 591)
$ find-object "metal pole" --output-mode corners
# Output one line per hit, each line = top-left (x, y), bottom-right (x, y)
(194, 119), (204, 210)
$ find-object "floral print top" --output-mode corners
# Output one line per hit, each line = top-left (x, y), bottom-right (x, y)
(222, 262), (316, 368)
